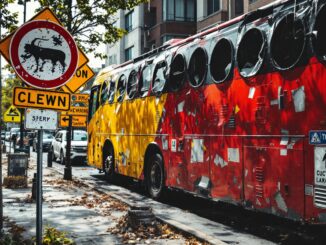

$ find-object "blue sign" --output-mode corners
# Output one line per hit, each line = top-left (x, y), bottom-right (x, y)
(309, 131), (326, 145)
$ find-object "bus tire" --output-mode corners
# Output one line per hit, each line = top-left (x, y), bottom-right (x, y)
(103, 146), (115, 181)
(146, 153), (165, 200)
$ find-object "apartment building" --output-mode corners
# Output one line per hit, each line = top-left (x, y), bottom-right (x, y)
(106, 0), (275, 66)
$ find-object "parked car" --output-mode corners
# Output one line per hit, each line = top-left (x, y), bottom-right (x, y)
(10, 128), (20, 142)
(5, 132), (11, 141)
(51, 130), (87, 164)
(33, 132), (54, 152)
(1, 132), (5, 141)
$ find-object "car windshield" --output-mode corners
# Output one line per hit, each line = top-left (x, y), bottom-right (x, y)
(73, 131), (87, 141)
(43, 134), (54, 139)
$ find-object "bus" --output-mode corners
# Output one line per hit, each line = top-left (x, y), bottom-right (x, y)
(88, 0), (326, 224)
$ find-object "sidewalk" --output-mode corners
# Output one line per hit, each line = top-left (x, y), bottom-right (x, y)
(1, 154), (202, 245)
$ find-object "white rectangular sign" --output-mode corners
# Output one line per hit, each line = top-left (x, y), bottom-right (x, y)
(25, 109), (58, 130)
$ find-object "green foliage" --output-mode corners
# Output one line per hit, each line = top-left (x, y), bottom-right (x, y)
(1, 73), (22, 117)
(0, 0), (19, 36)
(37, 0), (148, 59)
(42, 226), (75, 245)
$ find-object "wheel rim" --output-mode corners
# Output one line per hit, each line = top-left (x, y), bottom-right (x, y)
(104, 155), (113, 173)
(150, 161), (162, 192)
(60, 152), (64, 164)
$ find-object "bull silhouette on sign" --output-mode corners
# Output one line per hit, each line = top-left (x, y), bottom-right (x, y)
(21, 38), (66, 74)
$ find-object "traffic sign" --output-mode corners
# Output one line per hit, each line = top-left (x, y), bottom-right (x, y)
(63, 64), (95, 93)
(0, 8), (88, 71)
(310, 131), (326, 145)
(60, 115), (87, 127)
(67, 106), (88, 116)
(9, 20), (79, 89)
(13, 87), (71, 111)
(71, 94), (89, 103)
(3, 105), (21, 123)
(25, 109), (58, 130)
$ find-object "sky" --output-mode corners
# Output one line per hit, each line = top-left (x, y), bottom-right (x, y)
(0, 1), (105, 77)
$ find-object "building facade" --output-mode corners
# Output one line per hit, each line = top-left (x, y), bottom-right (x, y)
(106, 0), (275, 66)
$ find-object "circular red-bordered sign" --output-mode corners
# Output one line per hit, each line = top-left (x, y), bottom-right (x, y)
(10, 20), (79, 89)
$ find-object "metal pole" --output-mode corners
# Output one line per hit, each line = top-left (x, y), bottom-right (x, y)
(19, 0), (27, 149)
(64, 116), (72, 180)
(36, 130), (43, 245)
(0, 9), (3, 234)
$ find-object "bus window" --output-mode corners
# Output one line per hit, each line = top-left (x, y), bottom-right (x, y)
(151, 61), (167, 95)
(188, 47), (207, 87)
(108, 79), (116, 104)
(169, 54), (186, 91)
(88, 86), (99, 122)
(270, 13), (305, 70)
(127, 70), (138, 99)
(139, 64), (153, 97)
(312, 4), (326, 62)
(210, 38), (233, 83)
(237, 28), (265, 78)
(117, 74), (127, 102)
(100, 80), (109, 105)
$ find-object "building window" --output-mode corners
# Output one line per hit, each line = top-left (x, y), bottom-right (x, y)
(207, 0), (220, 16)
(163, 0), (195, 22)
(125, 11), (133, 32)
(125, 46), (134, 61)
(108, 55), (117, 65)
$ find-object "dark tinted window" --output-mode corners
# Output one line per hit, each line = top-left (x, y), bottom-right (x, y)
(88, 86), (99, 122)
(108, 79), (116, 104)
(270, 13), (305, 70)
(237, 28), (265, 77)
(169, 54), (186, 91)
(100, 80), (109, 105)
(152, 61), (167, 95)
(210, 38), (233, 83)
(127, 70), (138, 99)
(188, 47), (207, 87)
(139, 64), (153, 97)
(117, 74), (127, 102)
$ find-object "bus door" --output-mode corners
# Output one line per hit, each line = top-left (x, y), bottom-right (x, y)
(88, 86), (100, 167)
(243, 137), (304, 220)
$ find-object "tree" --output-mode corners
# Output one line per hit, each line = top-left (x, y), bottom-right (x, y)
(0, 0), (18, 35)
(37, 0), (148, 59)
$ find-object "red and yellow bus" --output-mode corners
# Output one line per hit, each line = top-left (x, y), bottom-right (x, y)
(88, 0), (326, 223)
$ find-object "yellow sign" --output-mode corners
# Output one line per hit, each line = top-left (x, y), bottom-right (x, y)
(3, 105), (21, 123)
(60, 115), (87, 127)
(0, 7), (88, 70)
(71, 93), (89, 103)
(13, 87), (71, 111)
(63, 64), (95, 93)
(67, 106), (88, 116)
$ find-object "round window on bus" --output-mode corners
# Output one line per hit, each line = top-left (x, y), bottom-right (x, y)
(237, 28), (266, 78)
(169, 54), (186, 91)
(270, 13), (305, 70)
(210, 38), (234, 83)
(116, 74), (126, 102)
(108, 79), (116, 104)
(152, 60), (167, 95)
(188, 47), (208, 87)
(100, 79), (109, 105)
(139, 64), (153, 97)
(312, 4), (326, 62)
(127, 70), (138, 99)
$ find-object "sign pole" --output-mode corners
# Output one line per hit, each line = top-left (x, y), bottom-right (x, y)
(36, 129), (43, 245)
(64, 116), (72, 180)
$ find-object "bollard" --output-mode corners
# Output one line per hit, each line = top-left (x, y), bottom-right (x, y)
(32, 173), (36, 200)
(2, 143), (6, 154)
(47, 150), (52, 167)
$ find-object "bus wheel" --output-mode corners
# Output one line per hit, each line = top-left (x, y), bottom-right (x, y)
(103, 147), (115, 181)
(146, 153), (164, 199)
